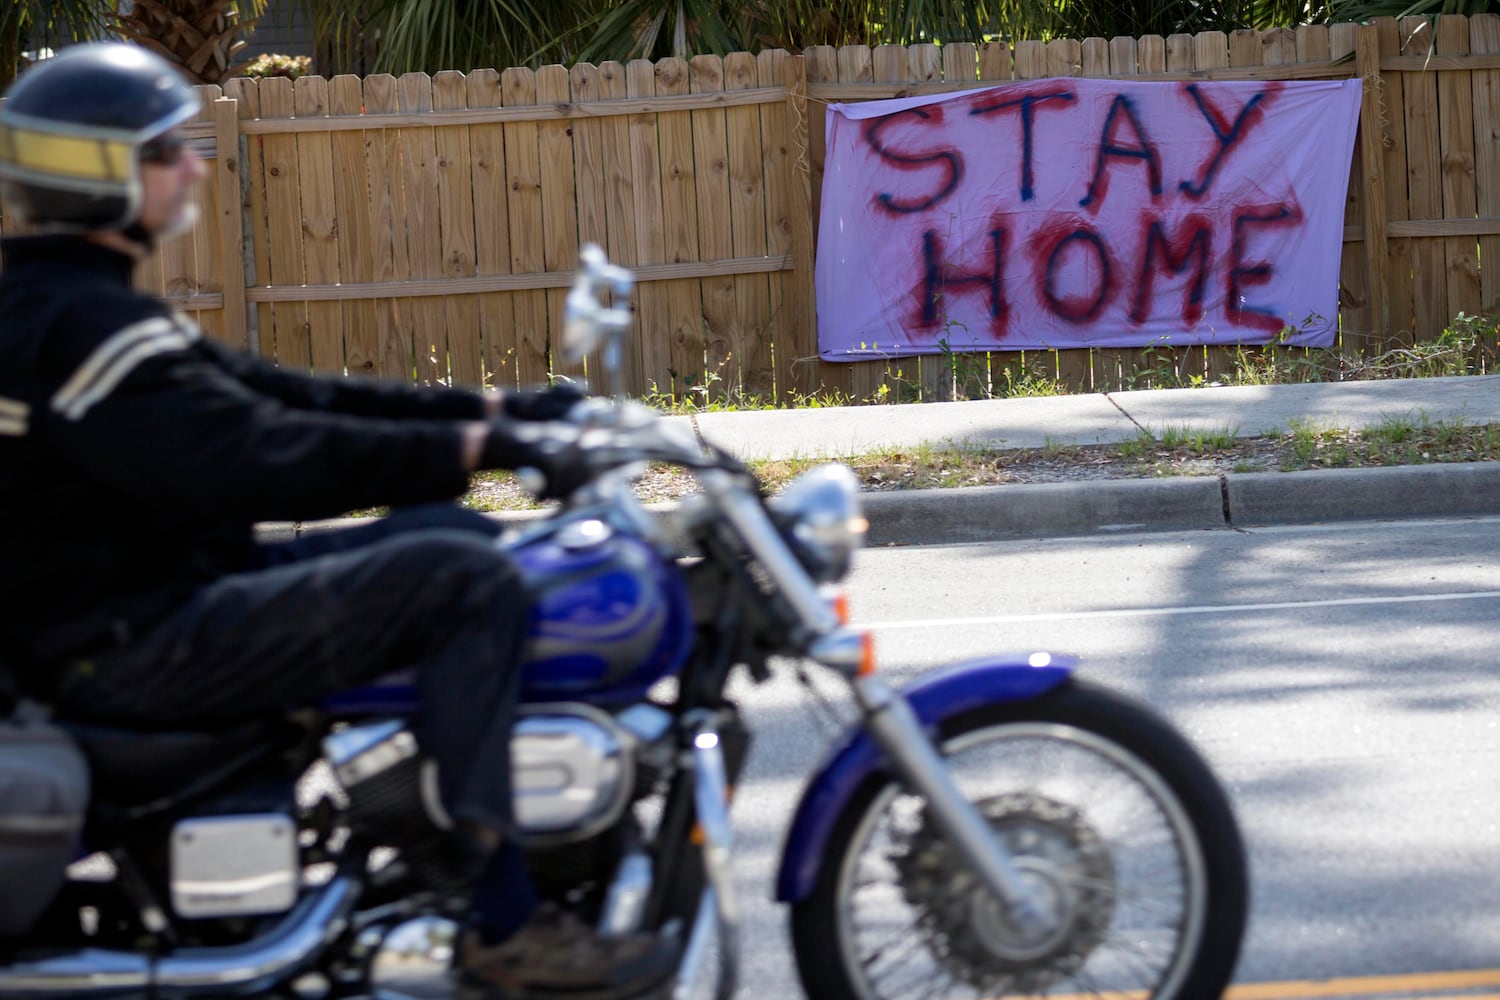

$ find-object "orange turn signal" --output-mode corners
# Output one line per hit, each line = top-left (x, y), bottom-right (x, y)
(857, 631), (878, 676)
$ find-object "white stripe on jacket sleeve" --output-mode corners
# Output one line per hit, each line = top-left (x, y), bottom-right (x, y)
(51, 316), (199, 421)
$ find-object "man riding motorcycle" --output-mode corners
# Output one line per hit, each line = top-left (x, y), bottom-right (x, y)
(0, 41), (673, 998)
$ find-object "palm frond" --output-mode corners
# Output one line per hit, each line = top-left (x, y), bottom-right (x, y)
(1327, 0), (1493, 20)
(574, 0), (744, 64)
(0, 0), (118, 89)
(289, 0), (1500, 81)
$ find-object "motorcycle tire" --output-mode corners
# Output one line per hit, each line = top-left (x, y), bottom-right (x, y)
(789, 677), (1248, 1000)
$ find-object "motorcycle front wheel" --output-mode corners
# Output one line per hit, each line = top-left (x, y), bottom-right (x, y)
(789, 678), (1248, 1000)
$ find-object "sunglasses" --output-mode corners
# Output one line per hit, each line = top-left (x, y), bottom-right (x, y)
(139, 133), (189, 166)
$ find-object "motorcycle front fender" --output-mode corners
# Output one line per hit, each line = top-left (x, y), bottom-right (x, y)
(774, 652), (1077, 904)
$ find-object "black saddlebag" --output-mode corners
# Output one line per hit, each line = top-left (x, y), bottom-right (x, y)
(0, 717), (89, 937)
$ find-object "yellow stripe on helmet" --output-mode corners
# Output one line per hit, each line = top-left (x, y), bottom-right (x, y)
(0, 122), (134, 183)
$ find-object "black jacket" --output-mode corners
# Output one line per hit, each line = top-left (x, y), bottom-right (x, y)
(0, 235), (486, 672)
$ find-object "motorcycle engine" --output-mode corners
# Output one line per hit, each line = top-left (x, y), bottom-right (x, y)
(512, 704), (643, 843)
(328, 704), (669, 875)
(166, 770), (303, 921)
(170, 813), (299, 919)
(325, 720), (468, 890)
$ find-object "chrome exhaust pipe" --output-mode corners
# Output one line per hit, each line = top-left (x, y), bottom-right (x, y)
(0, 877), (359, 998)
(154, 875), (358, 996)
(0, 949), (149, 999)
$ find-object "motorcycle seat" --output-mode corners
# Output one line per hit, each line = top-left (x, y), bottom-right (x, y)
(58, 718), (293, 809)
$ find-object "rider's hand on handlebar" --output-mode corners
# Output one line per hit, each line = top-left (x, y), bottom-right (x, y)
(495, 381), (588, 422)
(479, 418), (591, 500)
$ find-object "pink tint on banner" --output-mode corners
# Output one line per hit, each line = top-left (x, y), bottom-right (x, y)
(815, 78), (1362, 359)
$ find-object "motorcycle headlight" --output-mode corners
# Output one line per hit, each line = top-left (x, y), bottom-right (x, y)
(768, 464), (867, 583)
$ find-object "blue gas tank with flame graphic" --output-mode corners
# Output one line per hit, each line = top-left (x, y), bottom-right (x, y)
(510, 516), (694, 703)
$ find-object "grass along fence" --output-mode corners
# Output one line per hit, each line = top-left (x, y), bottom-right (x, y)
(4, 15), (1498, 403)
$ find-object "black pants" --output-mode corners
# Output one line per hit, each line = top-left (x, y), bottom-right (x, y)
(53, 505), (528, 834)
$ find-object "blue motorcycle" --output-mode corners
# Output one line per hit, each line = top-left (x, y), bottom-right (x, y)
(0, 247), (1247, 1000)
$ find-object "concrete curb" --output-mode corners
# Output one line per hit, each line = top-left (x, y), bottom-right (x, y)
(860, 478), (1226, 546)
(858, 462), (1500, 542)
(1226, 462), (1500, 527)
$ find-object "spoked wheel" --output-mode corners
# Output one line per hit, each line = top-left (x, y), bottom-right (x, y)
(790, 679), (1248, 1000)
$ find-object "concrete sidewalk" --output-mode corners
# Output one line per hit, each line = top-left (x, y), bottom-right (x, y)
(671, 373), (1500, 460)
(264, 375), (1500, 547)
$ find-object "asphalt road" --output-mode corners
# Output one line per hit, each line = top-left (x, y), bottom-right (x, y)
(714, 513), (1500, 999)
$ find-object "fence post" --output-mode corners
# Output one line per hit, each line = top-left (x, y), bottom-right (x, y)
(783, 55), (819, 398)
(1356, 23), (1392, 344)
(212, 95), (249, 352)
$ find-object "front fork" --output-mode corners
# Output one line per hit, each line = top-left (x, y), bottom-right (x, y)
(647, 709), (744, 1000)
(849, 670), (1049, 928)
(676, 720), (738, 1000)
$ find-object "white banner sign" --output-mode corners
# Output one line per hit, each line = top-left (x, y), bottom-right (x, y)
(815, 78), (1362, 358)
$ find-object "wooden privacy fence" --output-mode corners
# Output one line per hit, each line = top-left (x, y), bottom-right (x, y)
(5, 15), (1499, 402)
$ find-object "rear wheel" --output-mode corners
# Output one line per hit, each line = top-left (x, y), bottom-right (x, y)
(789, 679), (1247, 999)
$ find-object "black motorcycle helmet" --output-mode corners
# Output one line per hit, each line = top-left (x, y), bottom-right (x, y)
(0, 43), (199, 231)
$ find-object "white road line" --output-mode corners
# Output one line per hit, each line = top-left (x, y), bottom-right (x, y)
(861, 589), (1500, 631)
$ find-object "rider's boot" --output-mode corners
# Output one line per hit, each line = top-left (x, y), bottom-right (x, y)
(457, 901), (677, 998)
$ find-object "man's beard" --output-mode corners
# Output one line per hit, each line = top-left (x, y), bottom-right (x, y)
(158, 199), (199, 239)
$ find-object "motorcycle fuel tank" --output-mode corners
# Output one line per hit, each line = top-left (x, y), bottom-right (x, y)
(511, 517), (692, 702)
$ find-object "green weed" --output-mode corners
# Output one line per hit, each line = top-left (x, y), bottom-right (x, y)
(1285, 418), (1326, 469)
(1366, 412), (1421, 445)
(1153, 424), (1240, 453)
(1116, 429), (1156, 460)
(995, 363), (1067, 398)
(1041, 436), (1081, 459)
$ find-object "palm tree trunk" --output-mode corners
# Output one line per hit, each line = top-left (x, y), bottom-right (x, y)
(111, 0), (264, 84)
